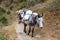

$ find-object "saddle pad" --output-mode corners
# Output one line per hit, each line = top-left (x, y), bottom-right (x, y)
(24, 21), (29, 24)
(23, 15), (31, 20)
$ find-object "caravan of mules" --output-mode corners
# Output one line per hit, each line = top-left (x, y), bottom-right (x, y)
(17, 9), (43, 37)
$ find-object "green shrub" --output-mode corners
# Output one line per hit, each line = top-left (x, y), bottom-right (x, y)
(0, 7), (6, 15)
(0, 16), (8, 25)
(14, 0), (26, 2)
(9, 5), (13, 10)
(19, 2), (27, 9)
(0, 29), (7, 40)
(10, 0), (13, 3)
(18, 0), (26, 2)
(0, 0), (3, 2)
(7, 10), (10, 15)
(0, 35), (7, 40)
(44, 0), (60, 12)
(35, 0), (45, 3)
(26, 0), (45, 3)
(5, 2), (12, 7)
(0, 0), (2, 4)
(26, 0), (45, 8)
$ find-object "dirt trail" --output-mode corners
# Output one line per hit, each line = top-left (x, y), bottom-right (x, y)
(15, 20), (38, 40)
(5, 16), (59, 40)
(15, 22), (28, 40)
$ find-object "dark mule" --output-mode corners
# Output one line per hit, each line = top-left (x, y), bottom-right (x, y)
(28, 14), (37, 37)
(23, 10), (32, 33)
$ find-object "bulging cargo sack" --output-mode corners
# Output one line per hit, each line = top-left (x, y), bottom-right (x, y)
(23, 10), (32, 21)
(18, 9), (25, 18)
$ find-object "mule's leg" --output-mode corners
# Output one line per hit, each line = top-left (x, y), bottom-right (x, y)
(31, 26), (35, 37)
(40, 27), (43, 29)
(28, 26), (31, 35)
(19, 20), (21, 24)
(24, 23), (27, 33)
(19, 18), (22, 24)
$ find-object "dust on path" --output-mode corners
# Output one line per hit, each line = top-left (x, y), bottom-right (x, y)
(15, 21), (37, 40)
(15, 22), (28, 40)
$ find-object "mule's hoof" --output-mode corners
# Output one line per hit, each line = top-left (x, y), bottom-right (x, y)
(32, 35), (34, 37)
(18, 22), (21, 24)
(27, 33), (29, 35)
(25, 32), (26, 33)
(24, 31), (26, 33)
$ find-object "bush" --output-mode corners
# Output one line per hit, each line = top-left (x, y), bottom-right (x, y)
(0, 0), (2, 2)
(0, 35), (7, 40)
(0, 16), (8, 25)
(0, 31), (7, 40)
(9, 6), (13, 10)
(14, 0), (26, 2)
(0, 0), (2, 4)
(35, 0), (45, 3)
(26, 0), (45, 8)
(18, 0), (26, 2)
(0, 7), (6, 15)
(44, 0), (60, 12)
(19, 2), (27, 9)
(9, 0), (13, 3)
(7, 11), (10, 15)
(5, 2), (12, 7)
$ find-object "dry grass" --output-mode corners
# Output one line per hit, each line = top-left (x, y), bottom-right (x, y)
(4, 22), (17, 40)
(33, 12), (60, 40)
(0, 0), (60, 40)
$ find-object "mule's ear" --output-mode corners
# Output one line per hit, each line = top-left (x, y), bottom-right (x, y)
(42, 13), (43, 16)
(40, 13), (43, 17)
(38, 15), (40, 18)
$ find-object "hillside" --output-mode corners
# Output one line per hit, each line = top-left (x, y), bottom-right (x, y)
(0, 0), (60, 40)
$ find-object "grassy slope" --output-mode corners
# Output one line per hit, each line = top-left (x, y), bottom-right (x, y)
(31, 0), (60, 40)
(0, 1), (17, 40)
(0, 0), (60, 40)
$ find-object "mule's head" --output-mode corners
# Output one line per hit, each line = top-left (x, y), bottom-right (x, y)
(37, 15), (43, 28)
